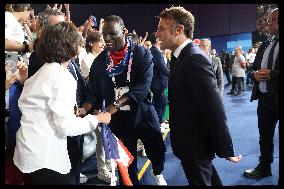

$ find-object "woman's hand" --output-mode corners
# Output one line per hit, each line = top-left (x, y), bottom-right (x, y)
(96, 112), (111, 124)
(6, 70), (19, 90)
(17, 59), (28, 85)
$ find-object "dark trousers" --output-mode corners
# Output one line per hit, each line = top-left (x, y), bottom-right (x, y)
(23, 168), (71, 185)
(111, 111), (166, 185)
(246, 65), (253, 85)
(152, 89), (167, 123)
(67, 135), (83, 185)
(180, 155), (222, 186)
(224, 69), (231, 84)
(257, 92), (279, 166)
(5, 148), (24, 184)
(230, 76), (243, 93)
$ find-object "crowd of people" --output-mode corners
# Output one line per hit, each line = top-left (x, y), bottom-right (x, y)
(5, 4), (279, 186)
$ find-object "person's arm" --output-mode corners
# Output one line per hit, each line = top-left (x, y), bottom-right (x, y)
(48, 72), (110, 137)
(106, 47), (154, 114)
(6, 71), (19, 90)
(64, 4), (71, 22)
(215, 57), (224, 97)
(16, 59), (28, 85)
(249, 42), (267, 82)
(127, 48), (153, 101)
(152, 48), (170, 77)
(23, 22), (33, 39)
(5, 39), (25, 52)
(185, 53), (235, 158)
(140, 32), (148, 45)
(98, 18), (104, 33)
(82, 16), (94, 38)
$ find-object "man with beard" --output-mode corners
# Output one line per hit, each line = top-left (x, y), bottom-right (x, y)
(244, 8), (279, 179)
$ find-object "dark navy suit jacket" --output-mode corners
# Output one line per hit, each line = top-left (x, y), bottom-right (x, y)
(85, 44), (160, 127)
(168, 42), (234, 159)
(150, 45), (170, 90)
(69, 58), (88, 106)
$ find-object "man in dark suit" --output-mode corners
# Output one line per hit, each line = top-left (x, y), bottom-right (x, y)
(148, 32), (170, 124)
(220, 49), (232, 87)
(156, 6), (241, 186)
(80, 15), (167, 185)
(244, 8), (279, 179)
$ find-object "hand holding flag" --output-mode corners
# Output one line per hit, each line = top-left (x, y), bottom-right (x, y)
(101, 100), (134, 186)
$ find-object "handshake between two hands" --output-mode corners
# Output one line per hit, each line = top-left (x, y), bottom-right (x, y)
(74, 107), (111, 124)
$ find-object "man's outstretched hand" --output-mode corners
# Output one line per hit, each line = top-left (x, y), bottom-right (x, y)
(226, 155), (242, 163)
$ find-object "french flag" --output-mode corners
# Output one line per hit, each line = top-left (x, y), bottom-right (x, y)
(101, 100), (134, 186)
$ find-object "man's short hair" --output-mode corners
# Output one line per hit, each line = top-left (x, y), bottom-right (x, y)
(104, 15), (125, 29)
(36, 22), (83, 64)
(159, 6), (195, 39)
(148, 32), (157, 45)
(126, 33), (139, 45)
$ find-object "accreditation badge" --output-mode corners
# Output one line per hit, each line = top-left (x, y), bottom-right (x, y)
(114, 87), (130, 111)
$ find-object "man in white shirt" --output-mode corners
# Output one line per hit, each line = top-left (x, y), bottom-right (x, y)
(227, 46), (246, 96)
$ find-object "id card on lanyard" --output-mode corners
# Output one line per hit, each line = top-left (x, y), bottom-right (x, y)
(112, 57), (133, 111)
(114, 87), (130, 111)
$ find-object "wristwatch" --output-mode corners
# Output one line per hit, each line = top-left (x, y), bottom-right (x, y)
(113, 101), (120, 110)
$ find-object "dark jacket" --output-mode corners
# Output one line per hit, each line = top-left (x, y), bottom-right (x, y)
(85, 44), (157, 127)
(249, 38), (279, 110)
(69, 59), (88, 106)
(169, 42), (234, 159)
(150, 45), (170, 90)
(28, 51), (45, 78)
(220, 52), (231, 71)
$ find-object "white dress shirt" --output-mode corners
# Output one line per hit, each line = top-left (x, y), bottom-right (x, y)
(173, 39), (192, 58)
(259, 39), (279, 93)
(13, 62), (99, 174)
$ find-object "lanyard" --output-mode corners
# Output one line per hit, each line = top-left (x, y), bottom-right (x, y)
(68, 62), (78, 81)
(111, 54), (133, 89)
